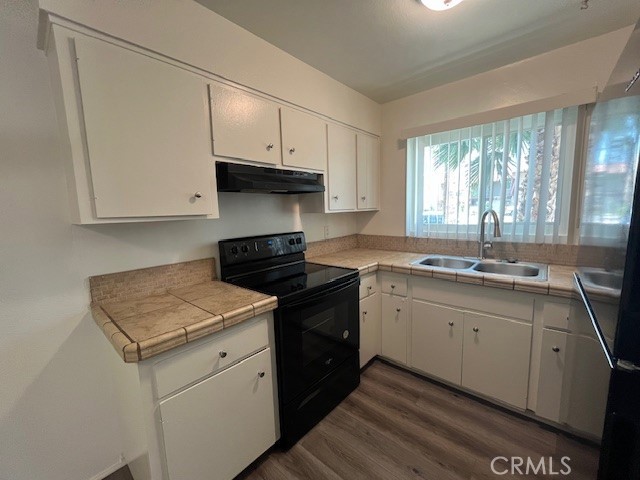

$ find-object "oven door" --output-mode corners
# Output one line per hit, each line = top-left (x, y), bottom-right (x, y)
(277, 277), (359, 404)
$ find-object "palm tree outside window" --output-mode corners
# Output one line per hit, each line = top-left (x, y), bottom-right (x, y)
(406, 107), (579, 244)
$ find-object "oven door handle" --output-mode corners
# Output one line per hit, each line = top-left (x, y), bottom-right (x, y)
(282, 277), (359, 310)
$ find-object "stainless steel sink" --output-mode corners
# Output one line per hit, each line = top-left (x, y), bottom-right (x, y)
(578, 268), (623, 291)
(417, 256), (477, 269)
(411, 255), (548, 281)
(473, 262), (540, 277)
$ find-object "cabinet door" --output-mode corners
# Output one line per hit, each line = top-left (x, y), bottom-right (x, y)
(462, 313), (532, 409)
(159, 348), (276, 480)
(536, 329), (568, 423)
(209, 83), (281, 165)
(280, 107), (326, 171)
(327, 124), (357, 211)
(563, 335), (610, 438)
(411, 300), (463, 385)
(360, 293), (381, 368)
(356, 134), (380, 210)
(381, 293), (407, 364)
(75, 37), (214, 218)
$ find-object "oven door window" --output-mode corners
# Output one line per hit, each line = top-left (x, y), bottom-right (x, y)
(278, 280), (359, 403)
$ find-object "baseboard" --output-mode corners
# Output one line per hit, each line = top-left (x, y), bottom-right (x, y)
(87, 456), (126, 480)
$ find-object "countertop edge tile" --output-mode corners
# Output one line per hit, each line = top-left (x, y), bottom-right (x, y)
(252, 297), (278, 316)
(222, 305), (256, 329)
(138, 329), (187, 361)
(184, 315), (224, 343)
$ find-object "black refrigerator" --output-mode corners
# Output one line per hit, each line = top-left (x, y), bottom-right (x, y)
(573, 18), (640, 480)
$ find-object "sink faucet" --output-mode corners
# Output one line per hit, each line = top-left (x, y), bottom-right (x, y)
(479, 209), (502, 259)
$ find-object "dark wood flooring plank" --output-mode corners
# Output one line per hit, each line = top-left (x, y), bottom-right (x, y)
(237, 360), (598, 480)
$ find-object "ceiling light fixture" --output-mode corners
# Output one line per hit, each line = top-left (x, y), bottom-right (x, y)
(420, 0), (465, 11)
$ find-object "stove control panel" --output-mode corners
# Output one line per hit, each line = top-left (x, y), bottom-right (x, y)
(219, 232), (306, 266)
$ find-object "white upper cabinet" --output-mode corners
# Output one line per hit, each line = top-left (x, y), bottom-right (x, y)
(209, 83), (282, 165)
(76, 38), (214, 218)
(356, 134), (380, 210)
(280, 107), (326, 171)
(327, 124), (357, 211)
(45, 26), (218, 223)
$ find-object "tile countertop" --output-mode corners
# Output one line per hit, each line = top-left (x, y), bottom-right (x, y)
(92, 281), (277, 363)
(309, 248), (583, 298)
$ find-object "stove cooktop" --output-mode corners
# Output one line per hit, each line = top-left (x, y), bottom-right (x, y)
(226, 261), (358, 302)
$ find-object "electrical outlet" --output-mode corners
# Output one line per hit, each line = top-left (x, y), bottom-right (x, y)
(324, 225), (330, 239)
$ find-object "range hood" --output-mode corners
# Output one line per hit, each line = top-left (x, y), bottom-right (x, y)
(216, 162), (324, 194)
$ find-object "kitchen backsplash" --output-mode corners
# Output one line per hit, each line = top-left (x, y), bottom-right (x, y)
(309, 234), (613, 268)
(306, 234), (358, 258)
(89, 258), (216, 304)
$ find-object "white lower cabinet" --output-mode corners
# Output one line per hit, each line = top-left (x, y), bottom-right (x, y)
(411, 300), (463, 385)
(159, 348), (276, 480)
(381, 293), (408, 364)
(536, 326), (609, 438)
(461, 312), (532, 409)
(536, 328), (568, 423)
(360, 292), (381, 367)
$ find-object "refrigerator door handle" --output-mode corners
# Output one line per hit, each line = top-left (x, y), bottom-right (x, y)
(574, 273), (616, 370)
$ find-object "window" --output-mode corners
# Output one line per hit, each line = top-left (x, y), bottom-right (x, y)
(406, 107), (579, 243)
(579, 95), (640, 247)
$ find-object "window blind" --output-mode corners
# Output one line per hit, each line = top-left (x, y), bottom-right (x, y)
(406, 107), (578, 243)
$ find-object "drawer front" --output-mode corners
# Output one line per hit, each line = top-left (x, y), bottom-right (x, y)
(154, 315), (270, 398)
(381, 274), (408, 297)
(359, 272), (377, 299)
(412, 277), (534, 322)
(543, 300), (571, 331)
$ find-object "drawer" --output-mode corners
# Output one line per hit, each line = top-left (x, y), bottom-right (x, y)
(153, 315), (270, 398)
(381, 274), (407, 297)
(359, 272), (377, 299)
(543, 300), (570, 331)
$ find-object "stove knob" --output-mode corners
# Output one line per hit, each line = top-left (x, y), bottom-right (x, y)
(288, 238), (296, 245)
(230, 246), (239, 255)
(297, 283), (304, 290)
(295, 237), (302, 244)
(241, 245), (249, 253)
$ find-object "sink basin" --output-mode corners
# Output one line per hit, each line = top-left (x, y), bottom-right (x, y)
(579, 269), (623, 291)
(416, 256), (477, 269)
(473, 262), (541, 277)
(411, 255), (548, 281)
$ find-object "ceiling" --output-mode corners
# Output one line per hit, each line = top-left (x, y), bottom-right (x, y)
(195, 0), (640, 104)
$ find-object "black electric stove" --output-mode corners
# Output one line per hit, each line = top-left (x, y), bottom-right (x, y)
(219, 232), (360, 448)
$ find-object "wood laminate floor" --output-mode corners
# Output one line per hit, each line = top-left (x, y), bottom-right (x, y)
(240, 360), (599, 480)
(106, 360), (599, 480)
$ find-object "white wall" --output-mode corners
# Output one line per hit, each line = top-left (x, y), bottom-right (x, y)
(358, 26), (634, 237)
(0, 1), (362, 479)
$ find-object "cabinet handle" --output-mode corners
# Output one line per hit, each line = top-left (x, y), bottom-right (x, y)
(552, 346), (560, 353)
(391, 284), (396, 289)
(219, 351), (227, 358)
(194, 191), (203, 199)
(361, 196), (366, 201)
(332, 195), (339, 200)
(266, 143), (274, 151)
(472, 327), (479, 333)
(289, 147), (296, 154)
(258, 371), (265, 378)
(367, 285), (372, 290)
(448, 321), (454, 326)
(363, 310), (368, 315)
(396, 308), (401, 312)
